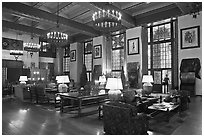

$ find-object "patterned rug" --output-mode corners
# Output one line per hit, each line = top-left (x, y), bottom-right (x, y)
(149, 111), (189, 135)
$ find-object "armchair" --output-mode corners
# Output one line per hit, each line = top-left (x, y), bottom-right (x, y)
(103, 102), (149, 135)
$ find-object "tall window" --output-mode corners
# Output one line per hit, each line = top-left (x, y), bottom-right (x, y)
(148, 18), (176, 92)
(63, 46), (70, 75)
(111, 32), (125, 78)
(84, 40), (93, 81)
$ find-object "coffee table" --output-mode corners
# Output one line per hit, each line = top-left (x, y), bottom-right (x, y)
(148, 102), (180, 122)
(57, 92), (108, 117)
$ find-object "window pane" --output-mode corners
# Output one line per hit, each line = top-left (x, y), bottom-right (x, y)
(84, 41), (92, 53)
(148, 45), (151, 69)
(84, 54), (92, 71)
(63, 57), (70, 72)
(111, 33), (125, 73)
(112, 33), (125, 49)
(112, 71), (121, 78)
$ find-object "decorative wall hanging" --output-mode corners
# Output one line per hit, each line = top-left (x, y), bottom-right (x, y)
(127, 37), (139, 55)
(94, 45), (102, 59)
(70, 50), (76, 62)
(180, 26), (200, 49)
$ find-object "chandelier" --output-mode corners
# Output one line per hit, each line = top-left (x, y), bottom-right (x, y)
(10, 50), (23, 60)
(24, 22), (41, 57)
(92, 4), (122, 32)
(47, 2), (68, 43)
(24, 38), (41, 57)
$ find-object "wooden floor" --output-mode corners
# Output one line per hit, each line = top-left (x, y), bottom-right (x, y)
(2, 96), (202, 135)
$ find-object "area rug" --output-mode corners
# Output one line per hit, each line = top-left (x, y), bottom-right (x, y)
(149, 111), (189, 135)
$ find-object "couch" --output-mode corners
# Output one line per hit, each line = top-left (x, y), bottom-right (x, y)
(103, 101), (149, 135)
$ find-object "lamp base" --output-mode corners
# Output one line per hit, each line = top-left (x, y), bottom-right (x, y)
(143, 84), (153, 96)
(20, 81), (26, 84)
(108, 89), (122, 101)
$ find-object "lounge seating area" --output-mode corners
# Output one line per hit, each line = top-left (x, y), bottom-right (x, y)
(2, 2), (202, 135)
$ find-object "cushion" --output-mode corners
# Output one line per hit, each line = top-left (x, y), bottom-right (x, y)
(123, 89), (136, 103)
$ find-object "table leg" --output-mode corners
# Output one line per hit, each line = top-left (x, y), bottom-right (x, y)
(78, 99), (82, 117)
(166, 108), (170, 122)
(60, 97), (64, 113)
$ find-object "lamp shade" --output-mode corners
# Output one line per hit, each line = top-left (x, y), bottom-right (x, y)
(142, 75), (154, 83)
(19, 76), (28, 82)
(56, 76), (60, 81)
(105, 78), (123, 90)
(57, 75), (70, 84)
(99, 75), (106, 83)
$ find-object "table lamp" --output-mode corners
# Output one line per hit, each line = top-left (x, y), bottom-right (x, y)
(105, 78), (123, 101)
(99, 75), (106, 88)
(142, 75), (154, 96)
(57, 75), (70, 92)
(19, 76), (28, 84)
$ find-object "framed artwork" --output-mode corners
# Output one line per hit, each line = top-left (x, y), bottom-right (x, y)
(70, 50), (76, 62)
(180, 26), (200, 49)
(128, 37), (139, 55)
(94, 45), (102, 59)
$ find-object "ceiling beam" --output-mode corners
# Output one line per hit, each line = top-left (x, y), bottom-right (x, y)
(135, 4), (181, 26)
(2, 20), (75, 43)
(3, 20), (45, 35)
(175, 2), (202, 16)
(79, 2), (136, 28)
(2, 2), (101, 37)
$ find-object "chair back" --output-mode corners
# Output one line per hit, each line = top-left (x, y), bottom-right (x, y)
(103, 102), (147, 135)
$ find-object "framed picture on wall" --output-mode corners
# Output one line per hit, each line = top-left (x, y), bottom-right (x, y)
(94, 45), (102, 59)
(128, 37), (139, 55)
(70, 50), (76, 62)
(180, 26), (200, 49)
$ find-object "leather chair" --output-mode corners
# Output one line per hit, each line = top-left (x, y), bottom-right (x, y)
(103, 102), (149, 135)
(178, 90), (191, 111)
(30, 86), (37, 103)
(35, 85), (49, 104)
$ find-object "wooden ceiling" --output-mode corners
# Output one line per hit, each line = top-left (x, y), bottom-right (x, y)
(2, 2), (202, 43)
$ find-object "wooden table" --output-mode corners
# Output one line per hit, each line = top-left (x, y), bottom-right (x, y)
(148, 102), (180, 122)
(57, 92), (108, 117)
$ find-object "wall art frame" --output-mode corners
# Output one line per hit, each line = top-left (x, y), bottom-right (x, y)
(180, 26), (200, 49)
(128, 37), (140, 55)
(94, 44), (102, 59)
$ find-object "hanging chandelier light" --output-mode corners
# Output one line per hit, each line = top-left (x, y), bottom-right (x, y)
(10, 50), (23, 60)
(92, 3), (122, 32)
(46, 2), (68, 43)
(24, 22), (41, 57)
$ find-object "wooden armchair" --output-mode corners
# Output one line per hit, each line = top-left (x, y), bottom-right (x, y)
(103, 102), (149, 135)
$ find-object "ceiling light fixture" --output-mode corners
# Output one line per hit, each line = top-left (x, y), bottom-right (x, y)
(10, 50), (23, 61)
(92, 3), (122, 32)
(24, 22), (41, 57)
(46, 2), (68, 43)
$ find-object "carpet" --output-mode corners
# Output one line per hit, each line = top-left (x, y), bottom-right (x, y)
(149, 111), (189, 135)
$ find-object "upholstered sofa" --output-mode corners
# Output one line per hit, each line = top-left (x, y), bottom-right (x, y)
(103, 101), (149, 135)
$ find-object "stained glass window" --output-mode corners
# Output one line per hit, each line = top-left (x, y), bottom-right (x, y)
(148, 18), (176, 91)
(63, 46), (70, 73)
(111, 33), (125, 78)
(84, 40), (93, 81)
